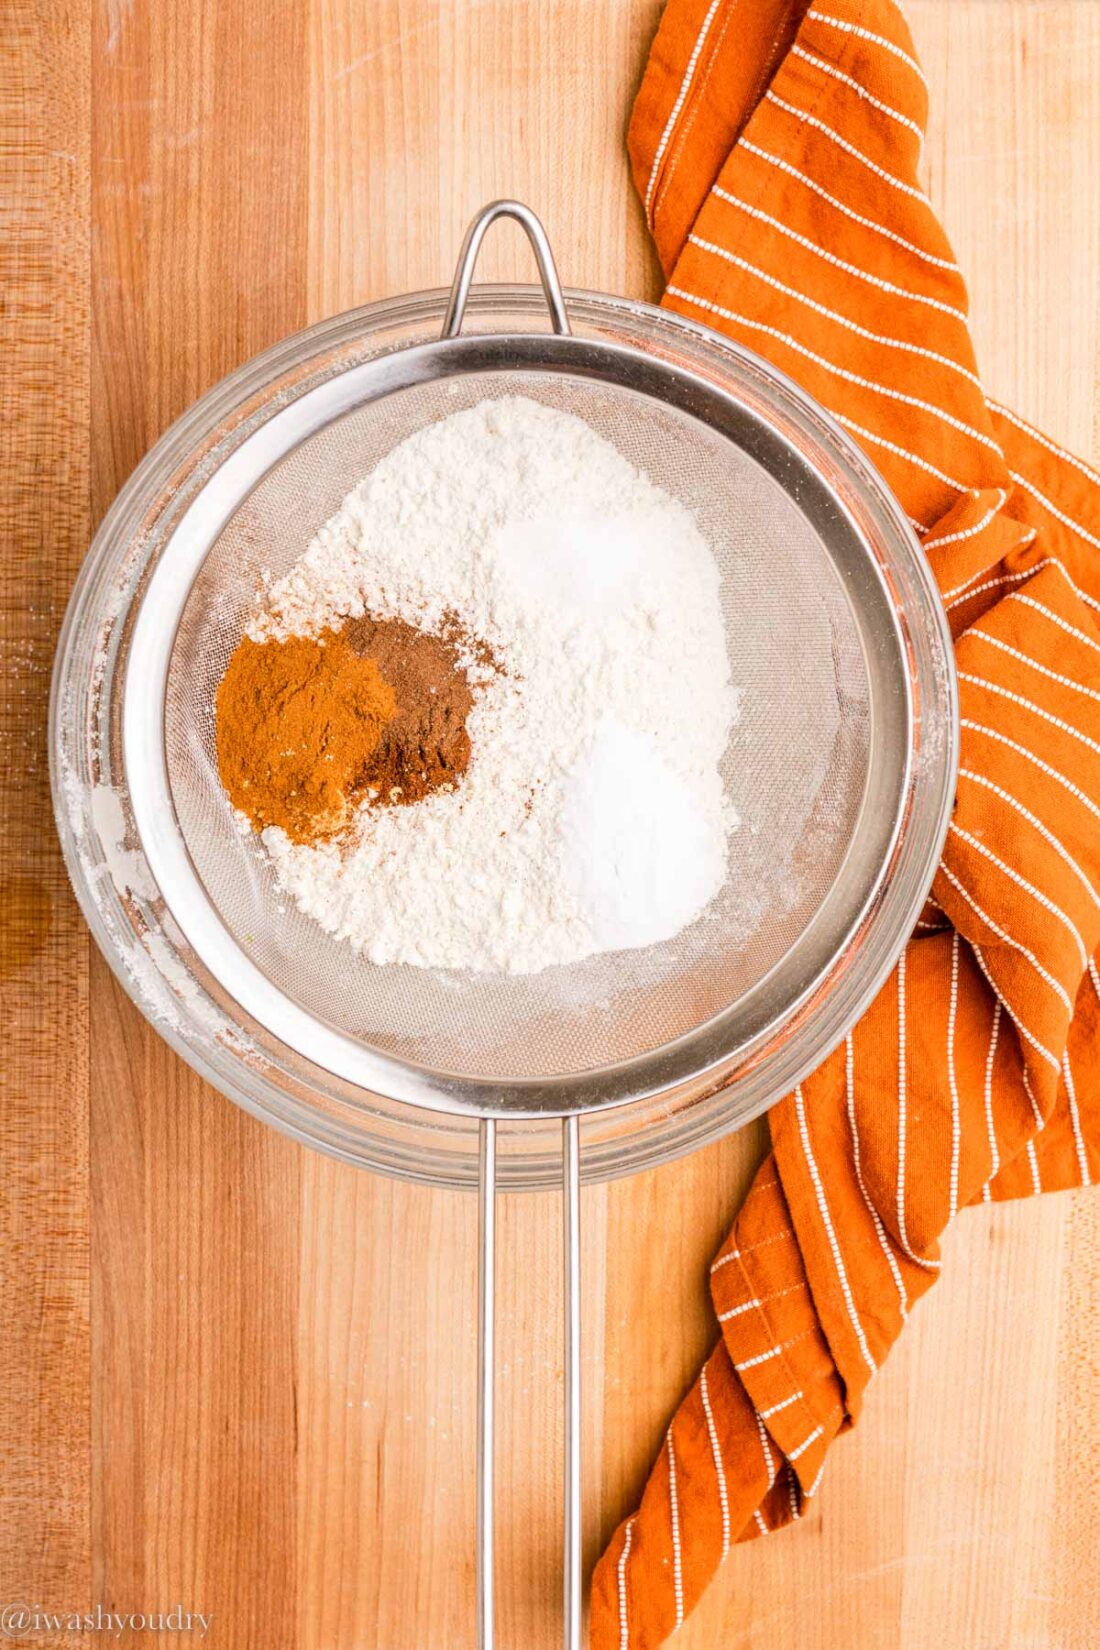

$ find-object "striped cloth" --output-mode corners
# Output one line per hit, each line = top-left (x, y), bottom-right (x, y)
(590, 3), (1100, 1646)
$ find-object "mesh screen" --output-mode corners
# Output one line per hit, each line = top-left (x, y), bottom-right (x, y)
(165, 371), (870, 1080)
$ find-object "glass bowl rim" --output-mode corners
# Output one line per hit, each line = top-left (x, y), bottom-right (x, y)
(49, 281), (959, 1189)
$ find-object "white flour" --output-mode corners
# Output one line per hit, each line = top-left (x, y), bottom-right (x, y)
(253, 396), (737, 974)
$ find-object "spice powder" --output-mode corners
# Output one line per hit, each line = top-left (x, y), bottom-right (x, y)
(215, 616), (478, 845)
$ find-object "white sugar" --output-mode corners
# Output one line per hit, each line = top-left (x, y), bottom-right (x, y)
(560, 716), (731, 952)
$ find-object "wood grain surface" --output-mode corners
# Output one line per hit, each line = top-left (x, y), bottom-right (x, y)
(3, 3), (1099, 1647)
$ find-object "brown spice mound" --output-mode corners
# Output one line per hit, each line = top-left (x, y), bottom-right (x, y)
(215, 613), (481, 846)
(215, 631), (397, 844)
(345, 613), (476, 807)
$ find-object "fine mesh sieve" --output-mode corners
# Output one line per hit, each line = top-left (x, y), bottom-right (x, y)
(168, 367), (871, 1083)
(123, 214), (919, 1126)
(53, 202), (958, 1650)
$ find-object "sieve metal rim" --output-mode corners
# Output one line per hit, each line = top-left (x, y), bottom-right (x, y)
(124, 333), (907, 1119)
(51, 273), (958, 1166)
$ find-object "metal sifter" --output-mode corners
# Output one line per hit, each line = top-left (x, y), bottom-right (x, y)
(51, 201), (958, 1647)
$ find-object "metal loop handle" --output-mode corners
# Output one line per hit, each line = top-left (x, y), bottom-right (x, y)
(443, 200), (572, 340)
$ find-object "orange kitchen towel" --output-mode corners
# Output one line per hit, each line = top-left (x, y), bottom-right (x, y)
(591, 3), (1100, 1646)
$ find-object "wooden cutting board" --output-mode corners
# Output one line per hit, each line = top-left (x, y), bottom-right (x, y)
(4, 3), (1100, 1646)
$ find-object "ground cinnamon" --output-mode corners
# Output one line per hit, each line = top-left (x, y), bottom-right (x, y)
(215, 631), (396, 843)
(215, 614), (479, 845)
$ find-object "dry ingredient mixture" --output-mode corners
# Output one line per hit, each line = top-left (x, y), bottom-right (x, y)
(219, 395), (738, 975)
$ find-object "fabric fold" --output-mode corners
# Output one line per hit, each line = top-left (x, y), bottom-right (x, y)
(593, 3), (1100, 1646)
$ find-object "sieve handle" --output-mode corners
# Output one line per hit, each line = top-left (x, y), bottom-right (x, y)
(477, 1118), (496, 1650)
(475, 1115), (583, 1650)
(443, 200), (572, 340)
(562, 1114), (583, 1650)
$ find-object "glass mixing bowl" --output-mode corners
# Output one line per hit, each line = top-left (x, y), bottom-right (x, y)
(49, 282), (958, 1189)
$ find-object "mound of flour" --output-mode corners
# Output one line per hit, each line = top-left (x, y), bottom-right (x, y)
(253, 396), (737, 974)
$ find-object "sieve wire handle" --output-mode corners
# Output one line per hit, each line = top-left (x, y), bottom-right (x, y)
(476, 1115), (583, 1650)
(562, 1114), (583, 1650)
(477, 1119), (496, 1650)
(443, 200), (572, 340)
